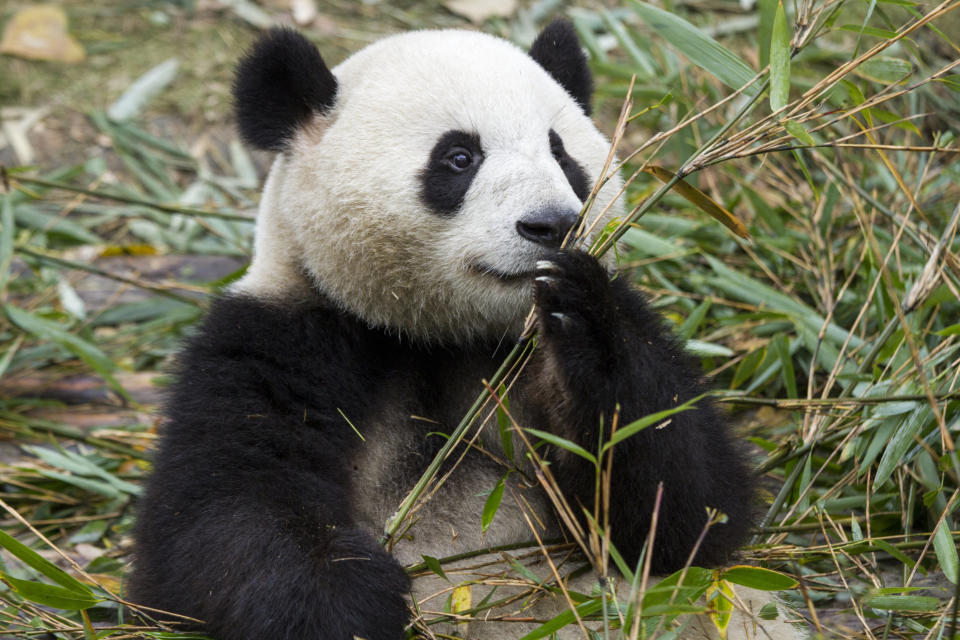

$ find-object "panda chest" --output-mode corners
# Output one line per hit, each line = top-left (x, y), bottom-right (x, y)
(346, 374), (557, 567)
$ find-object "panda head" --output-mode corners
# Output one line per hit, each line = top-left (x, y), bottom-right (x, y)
(232, 21), (625, 343)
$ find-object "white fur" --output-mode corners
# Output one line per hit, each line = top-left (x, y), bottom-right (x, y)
(234, 29), (622, 342)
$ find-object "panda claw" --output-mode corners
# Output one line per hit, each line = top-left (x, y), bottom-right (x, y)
(535, 275), (558, 286)
(535, 260), (561, 274)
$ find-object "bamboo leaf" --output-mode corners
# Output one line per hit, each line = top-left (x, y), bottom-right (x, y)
(629, 1), (759, 95)
(708, 579), (734, 635)
(524, 429), (597, 465)
(0, 530), (92, 594)
(677, 299), (712, 341)
(874, 407), (926, 487)
(23, 445), (142, 496)
(933, 519), (959, 584)
(422, 555), (448, 581)
(107, 58), (180, 121)
(518, 599), (602, 640)
(0, 195), (14, 294)
(3, 576), (101, 610)
(496, 384), (514, 463)
(451, 583), (472, 615)
(603, 399), (701, 453)
(642, 166), (750, 239)
(771, 334), (797, 398)
(720, 565), (798, 590)
(757, 0), (778, 69)
(854, 56), (914, 84)
(769, 1), (791, 112)
(481, 477), (505, 533)
(784, 120), (816, 145)
(860, 594), (939, 611)
(3, 305), (132, 403)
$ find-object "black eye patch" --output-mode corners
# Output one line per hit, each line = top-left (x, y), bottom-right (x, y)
(549, 129), (590, 202)
(420, 130), (484, 216)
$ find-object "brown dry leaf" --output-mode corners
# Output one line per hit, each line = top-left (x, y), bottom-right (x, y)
(444, 0), (517, 23)
(0, 5), (85, 63)
(643, 165), (751, 240)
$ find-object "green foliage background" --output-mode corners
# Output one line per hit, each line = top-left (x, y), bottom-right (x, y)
(0, 0), (958, 637)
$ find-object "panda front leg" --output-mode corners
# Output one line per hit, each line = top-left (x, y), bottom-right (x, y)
(131, 457), (411, 640)
(527, 250), (755, 573)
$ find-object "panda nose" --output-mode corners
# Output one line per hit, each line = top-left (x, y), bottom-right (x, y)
(516, 208), (579, 248)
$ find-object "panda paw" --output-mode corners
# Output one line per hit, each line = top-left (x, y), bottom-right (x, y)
(533, 250), (620, 375)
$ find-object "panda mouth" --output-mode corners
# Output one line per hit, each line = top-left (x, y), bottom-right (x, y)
(471, 263), (534, 283)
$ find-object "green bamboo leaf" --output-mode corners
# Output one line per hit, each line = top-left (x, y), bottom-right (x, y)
(496, 384), (514, 462)
(769, 1), (791, 112)
(3, 576), (101, 609)
(869, 539), (917, 568)
(685, 340), (734, 357)
(602, 399), (701, 454)
(705, 256), (860, 348)
(642, 567), (713, 608)
(32, 469), (123, 499)
(599, 8), (656, 76)
(677, 299), (712, 341)
(481, 477), (505, 533)
(720, 565), (798, 590)
(934, 323), (960, 336)
(860, 594), (939, 611)
(839, 24), (899, 39)
(525, 429), (597, 465)
(771, 334), (797, 398)
(23, 446), (142, 496)
(629, 1), (759, 96)
(0, 530), (92, 595)
(784, 120), (816, 145)
(3, 305), (131, 403)
(757, 0), (777, 69)
(933, 519), (959, 583)
(518, 599), (603, 640)
(0, 195), (14, 294)
(640, 602), (707, 616)
(854, 56), (914, 84)
(421, 555), (448, 581)
(731, 347), (765, 389)
(12, 204), (102, 245)
(874, 407), (926, 487)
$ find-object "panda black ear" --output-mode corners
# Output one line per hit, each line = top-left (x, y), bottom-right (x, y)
(233, 28), (338, 152)
(529, 19), (593, 116)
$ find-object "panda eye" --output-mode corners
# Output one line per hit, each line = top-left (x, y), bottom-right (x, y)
(445, 148), (473, 172)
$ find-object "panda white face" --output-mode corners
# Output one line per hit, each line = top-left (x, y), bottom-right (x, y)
(234, 27), (624, 343)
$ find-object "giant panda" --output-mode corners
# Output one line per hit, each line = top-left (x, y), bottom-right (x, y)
(129, 20), (801, 640)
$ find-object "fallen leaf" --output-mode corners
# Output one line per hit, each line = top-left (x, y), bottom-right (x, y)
(0, 5), (85, 64)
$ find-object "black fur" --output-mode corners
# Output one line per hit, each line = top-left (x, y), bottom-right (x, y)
(529, 19), (594, 115)
(528, 251), (754, 571)
(233, 28), (338, 151)
(549, 129), (591, 201)
(420, 130), (485, 215)
(130, 251), (754, 639)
